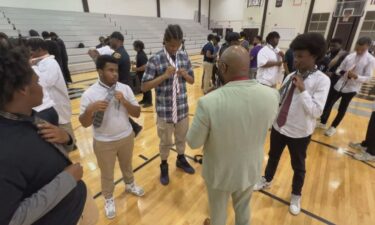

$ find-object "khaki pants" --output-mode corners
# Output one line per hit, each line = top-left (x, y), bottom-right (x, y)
(59, 122), (76, 152)
(93, 133), (135, 199)
(157, 117), (189, 160)
(77, 189), (99, 225)
(203, 62), (214, 93)
(206, 184), (253, 225)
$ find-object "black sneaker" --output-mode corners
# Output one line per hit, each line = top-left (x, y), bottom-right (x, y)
(176, 155), (195, 174)
(142, 103), (153, 108)
(160, 163), (169, 185)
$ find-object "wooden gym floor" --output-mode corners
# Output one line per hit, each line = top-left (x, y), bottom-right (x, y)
(67, 55), (375, 225)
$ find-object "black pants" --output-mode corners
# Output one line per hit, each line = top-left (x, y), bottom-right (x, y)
(137, 73), (152, 104)
(129, 117), (141, 131)
(37, 107), (59, 126)
(320, 89), (356, 128)
(212, 64), (217, 85)
(361, 112), (375, 156)
(62, 60), (72, 83)
(264, 128), (311, 196)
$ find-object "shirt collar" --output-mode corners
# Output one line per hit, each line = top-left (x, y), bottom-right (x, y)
(267, 44), (277, 51)
(98, 80), (117, 91)
(0, 110), (40, 125)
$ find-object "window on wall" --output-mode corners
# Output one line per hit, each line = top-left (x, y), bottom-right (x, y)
(247, 0), (262, 7)
(307, 13), (330, 37)
(358, 11), (375, 41)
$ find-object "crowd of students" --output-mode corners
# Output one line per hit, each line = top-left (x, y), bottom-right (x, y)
(0, 23), (374, 225)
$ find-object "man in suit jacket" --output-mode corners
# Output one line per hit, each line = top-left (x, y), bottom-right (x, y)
(187, 46), (279, 225)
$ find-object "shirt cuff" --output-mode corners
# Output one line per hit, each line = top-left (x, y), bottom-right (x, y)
(60, 171), (78, 188)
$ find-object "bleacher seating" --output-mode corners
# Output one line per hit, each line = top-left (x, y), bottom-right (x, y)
(0, 7), (211, 75)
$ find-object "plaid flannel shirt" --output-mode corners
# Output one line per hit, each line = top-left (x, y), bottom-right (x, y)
(142, 49), (194, 123)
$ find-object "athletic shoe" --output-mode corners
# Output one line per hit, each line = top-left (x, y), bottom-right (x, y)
(104, 197), (116, 219)
(126, 182), (145, 196)
(253, 177), (271, 191)
(354, 152), (375, 162)
(176, 155), (195, 174)
(289, 194), (301, 215)
(316, 122), (327, 129)
(349, 142), (367, 153)
(160, 163), (169, 185)
(324, 127), (336, 137)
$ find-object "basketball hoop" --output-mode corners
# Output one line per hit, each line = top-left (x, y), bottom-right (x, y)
(342, 8), (354, 22)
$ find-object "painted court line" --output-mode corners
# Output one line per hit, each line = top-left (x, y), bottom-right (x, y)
(311, 139), (375, 169)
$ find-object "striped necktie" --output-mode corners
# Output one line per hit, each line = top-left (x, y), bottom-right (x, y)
(164, 48), (180, 124)
(93, 83), (116, 128)
(277, 83), (295, 127)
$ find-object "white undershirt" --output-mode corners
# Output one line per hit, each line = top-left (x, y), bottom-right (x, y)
(80, 81), (139, 142)
(273, 70), (331, 138)
(35, 55), (71, 124)
(97, 46), (115, 56)
(32, 66), (56, 112)
(334, 52), (375, 93)
(256, 44), (283, 87)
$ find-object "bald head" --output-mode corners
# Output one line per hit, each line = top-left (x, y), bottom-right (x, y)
(219, 46), (250, 83)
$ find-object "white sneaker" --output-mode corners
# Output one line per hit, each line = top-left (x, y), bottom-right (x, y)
(125, 182), (145, 197)
(104, 197), (116, 219)
(253, 177), (271, 191)
(349, 142), (367, 153)
(316, 122), (327, 129)
(324, 127), (336, 137)
(354, 152), (375, 162)
(289, 194), (301, 215)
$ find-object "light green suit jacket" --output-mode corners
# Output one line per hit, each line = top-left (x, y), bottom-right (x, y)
(187, 80), (280, 192)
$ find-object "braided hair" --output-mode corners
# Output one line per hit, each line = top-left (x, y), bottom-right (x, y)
(164, 24), (183, 43)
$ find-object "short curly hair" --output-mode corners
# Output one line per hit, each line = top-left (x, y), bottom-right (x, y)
(290, 33), (327, 61)
(133, 40), (145, 51)
(0, 44), (34, 109)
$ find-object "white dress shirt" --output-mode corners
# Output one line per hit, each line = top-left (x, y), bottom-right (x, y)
(256, 44), (283, 87)
(334, 52), (375, 93)
(80, 81), (139, 142)
(32, 66), (56, 112)
(273, 70), (331, 138)
(36, 55), (72, 124)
